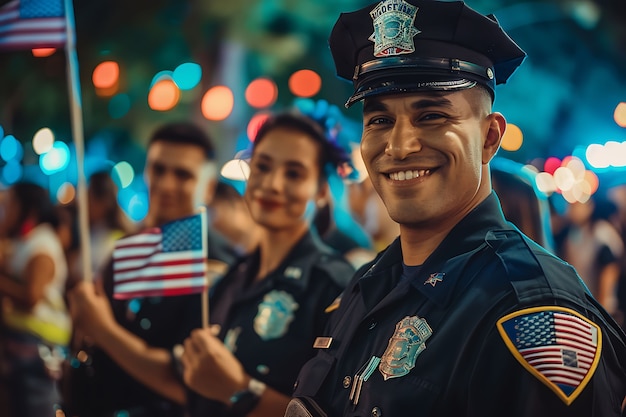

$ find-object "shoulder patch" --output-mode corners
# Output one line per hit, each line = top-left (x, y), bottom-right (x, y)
(496, 306), (602, 405)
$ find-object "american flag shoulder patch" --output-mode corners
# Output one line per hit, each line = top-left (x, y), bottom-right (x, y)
(496, 306), (602, 405)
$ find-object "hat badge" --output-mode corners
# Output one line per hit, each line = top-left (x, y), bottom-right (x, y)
(368, 0), (420, 58)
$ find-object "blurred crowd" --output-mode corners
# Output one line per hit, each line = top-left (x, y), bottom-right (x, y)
(0, 118), (624, 416)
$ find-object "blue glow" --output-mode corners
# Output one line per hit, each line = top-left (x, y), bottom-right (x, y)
(0, 125), (4, 139)
(109, 94), (131, 119)
(2, 160), (22, 184)
(149, 70), (174, 89)
(173, 62), (202, 90)
(0, 135), (21, 161)
(118, 186), (148, 222)
(40, 141), (70, 175)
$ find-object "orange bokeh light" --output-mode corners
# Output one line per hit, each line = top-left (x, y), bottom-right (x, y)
(245, 78), (278, 109)
(32, 48), (56, 57)
(148, 79), (180, 111)
(584, 170), (599, 195)
(247, 113), (271, 142)
(288, 69), (322, 98)
(92, 61), (120, 89)
(501, 123), (523, 151)
(201, 86), (234, 121)
(614, 102), (626, 128)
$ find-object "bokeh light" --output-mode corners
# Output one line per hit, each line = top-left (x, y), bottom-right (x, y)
(0, 135), (23, 162)
(614, 102), (626, 128)
(56, 182), (76, 205)
(148, 79), (180, 111)
(173, 62), (202, 90)
(535, 172), (557, 194)
(40, 141), (70, 175)
(32, 48), (56, 57)
(245, 78), (278, 109)
(288, 70), (321, 98)
(33, 128), (55, 155)
(221, 159), (250, 181)
(201, 86), (234, 121)
(247, 113), (270, 142)
(93, 61), (120, 97)
(2, 160), (22, 185)
(543, 157), (561, 175)
(500, 123), (523, 151)
(113, 161), (134, 188)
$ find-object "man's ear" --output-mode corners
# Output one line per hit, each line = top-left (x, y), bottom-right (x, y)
(483, 112), (506, 164)
(204, 178), (217, 206)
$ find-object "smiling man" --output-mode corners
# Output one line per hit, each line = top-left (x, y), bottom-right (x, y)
(286, 0), (626, 416)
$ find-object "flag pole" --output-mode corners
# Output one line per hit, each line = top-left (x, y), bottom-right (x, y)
(63, 0), (92, 283)
(199, 206), (209, 329)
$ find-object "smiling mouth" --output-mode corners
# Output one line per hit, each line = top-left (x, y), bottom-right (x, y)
(387, 169), (434, 181)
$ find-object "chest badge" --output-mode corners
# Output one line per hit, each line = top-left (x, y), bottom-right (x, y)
(379, 315), (432, 380)
(253, 290), (299, 341)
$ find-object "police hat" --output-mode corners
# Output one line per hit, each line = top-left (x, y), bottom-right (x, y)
(329, 0), (526, 107)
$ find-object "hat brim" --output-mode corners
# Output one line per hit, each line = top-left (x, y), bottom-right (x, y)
(346, 74), (479, 108)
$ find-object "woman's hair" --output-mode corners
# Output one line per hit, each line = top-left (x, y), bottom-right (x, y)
(88, 170), (133, 233)
(9, 182), (58, 232)
(253, 112), (348, 182)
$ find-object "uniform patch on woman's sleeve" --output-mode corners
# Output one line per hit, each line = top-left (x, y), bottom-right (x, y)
(496, 306), (602, 405)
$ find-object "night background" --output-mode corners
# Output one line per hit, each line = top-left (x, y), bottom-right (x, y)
(1, 0), (625, 221)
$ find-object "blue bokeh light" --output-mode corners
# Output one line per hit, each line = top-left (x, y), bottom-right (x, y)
(173, 62), (202, 90)
(40, 141), (70, 175)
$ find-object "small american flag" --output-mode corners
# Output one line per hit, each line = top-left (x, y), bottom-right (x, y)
(0, 0), (67, 51)
(498, 309), (600, 402)
(113, 213), (207, 300)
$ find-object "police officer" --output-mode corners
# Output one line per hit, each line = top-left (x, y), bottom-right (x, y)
(179, 112), (355, 417)
(286, 0), (626, 416)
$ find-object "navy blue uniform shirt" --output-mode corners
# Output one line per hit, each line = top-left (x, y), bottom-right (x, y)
(291, 193), (626, 417)
(188, 230), (354, 417)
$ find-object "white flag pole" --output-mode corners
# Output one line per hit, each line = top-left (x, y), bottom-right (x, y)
(63, 0), (92, 283)
(199, 206), (209, 329)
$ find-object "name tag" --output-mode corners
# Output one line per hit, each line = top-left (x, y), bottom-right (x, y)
(313, 336), (333, 349)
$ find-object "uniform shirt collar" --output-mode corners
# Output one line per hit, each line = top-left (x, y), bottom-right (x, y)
(359, 192), (510, 308)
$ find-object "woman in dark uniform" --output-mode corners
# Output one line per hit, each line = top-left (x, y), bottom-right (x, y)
(181, 112), (355, 417)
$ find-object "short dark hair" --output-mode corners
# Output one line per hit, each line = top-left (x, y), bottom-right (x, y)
(9, 182), (58, 235)
(253, 112), (344, 181)
(148, 122), (215, 160)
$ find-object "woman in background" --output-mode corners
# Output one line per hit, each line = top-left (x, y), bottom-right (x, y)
(0, 182), (70, 417)
(181, 112), (355, 417)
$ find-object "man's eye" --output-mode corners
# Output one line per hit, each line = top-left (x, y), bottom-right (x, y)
(420, 113), (446, 122)
(366, 116), (392, 125)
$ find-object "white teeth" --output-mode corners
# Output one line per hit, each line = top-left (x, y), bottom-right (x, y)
(388, 169), (431, 181)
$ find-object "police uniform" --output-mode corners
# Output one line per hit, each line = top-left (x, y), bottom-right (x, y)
(188, 230), (353, 417)
(291, 194), (626, 416)
(287, 0), (626, 416)
(65, 229), (237, 417)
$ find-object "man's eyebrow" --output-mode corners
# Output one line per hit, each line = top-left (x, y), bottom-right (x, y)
(363, 94), (454, 114)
